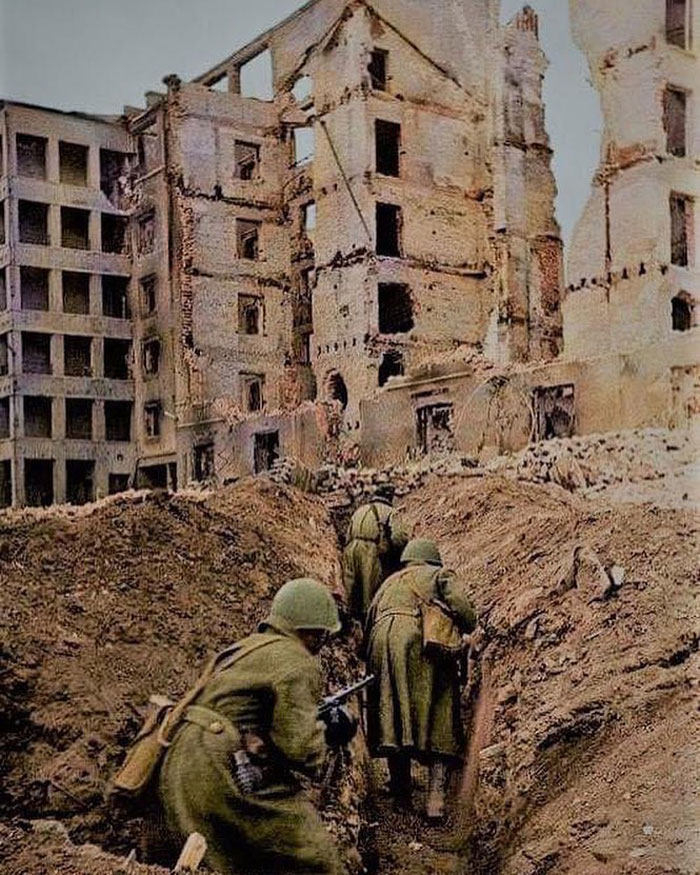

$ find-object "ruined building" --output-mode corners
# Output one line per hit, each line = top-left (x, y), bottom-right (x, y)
(0, 0), (564, 505)
(565, 0), (698, 429)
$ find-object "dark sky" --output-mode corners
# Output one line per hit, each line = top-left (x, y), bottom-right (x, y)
(0, 0), (602, 255)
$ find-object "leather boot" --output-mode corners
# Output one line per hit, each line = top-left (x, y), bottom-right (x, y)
(387, 752), (411, 800)
(426, 760), (448, 821)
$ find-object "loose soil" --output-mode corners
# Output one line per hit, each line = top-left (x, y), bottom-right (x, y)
(0, 465), (697, 875)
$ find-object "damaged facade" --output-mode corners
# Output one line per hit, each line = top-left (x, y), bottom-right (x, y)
(7, 0), (694, 504)
(0, 0), (564, 504)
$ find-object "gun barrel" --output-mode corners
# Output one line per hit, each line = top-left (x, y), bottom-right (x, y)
(319, 675), (375, 714)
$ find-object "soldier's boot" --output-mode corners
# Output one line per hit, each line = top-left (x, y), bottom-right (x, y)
(387, 752), (412, 803)
(425, 760), (448, 821)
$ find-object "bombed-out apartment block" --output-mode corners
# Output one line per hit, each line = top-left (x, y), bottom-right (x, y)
(1, 0), (695, 506)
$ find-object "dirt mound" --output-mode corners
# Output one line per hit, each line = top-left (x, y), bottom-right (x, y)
(386, 474), (698, 875)
(0, 479), (362, 872)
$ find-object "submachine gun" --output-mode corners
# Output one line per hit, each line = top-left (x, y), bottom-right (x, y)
(318, 675), (375, 748)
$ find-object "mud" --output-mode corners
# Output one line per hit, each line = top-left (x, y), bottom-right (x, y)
(0, 466), (697, 875)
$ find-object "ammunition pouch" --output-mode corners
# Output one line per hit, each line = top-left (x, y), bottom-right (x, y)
(420, 600), (463, 657)
(110, 695), (175, 798)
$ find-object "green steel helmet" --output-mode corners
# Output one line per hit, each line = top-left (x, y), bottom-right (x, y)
(267, 578), (341, 634)
(401, 538), (443, 567)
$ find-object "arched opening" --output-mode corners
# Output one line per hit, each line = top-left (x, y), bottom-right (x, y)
(378, 350), (405, 387)
(671, 293), (693, 332)
(326, 371), (348, 409)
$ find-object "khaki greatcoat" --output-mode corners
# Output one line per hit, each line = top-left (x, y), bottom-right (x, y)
(365, 562), (476, 761)
(158, 626), (341, 875)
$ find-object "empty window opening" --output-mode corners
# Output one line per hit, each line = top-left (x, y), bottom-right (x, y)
(533, 385), (576, 441)
(103, 275), (130, 318)
(376, 120), (401, 176)
(62, 207), (90, 250)
(0, 269), (6, 311)
(369, 49), (388, 91)
(65, 398), (93, 440)
(194, 443), (215, 482)
(298, 332), (312, 365)
(24, 459), (54, 507)
(670, 193), (693, 267)
(292, 75), (313, 104)
(22, 332), (51, 374)
(20, 267), (49, 311)
(672, 293), (694, 331)
(0, 397), (9, 439)
(666, 0), (690, 48)
(104, 339), (131, 380)
(239, 49), (274, 101)
(235, 141), (260, 180)
(0, 460), (11, 507)
(664, 87), (687, 157)
(62, 272), (90, 315)
(16, 134), (47, 179)
(237, 219), (261, 260)
(209, 73), (230, 92)
(102, 214), (129, 255)
(66, 460), (95, 506)
(19, 201), (49, 245)
(326, 371), (348, 409)
(378, 283), (414, 334)
(242, 373), (265, 412)
(59, 142), (88, 186)
(376, 202), (402, 257)
(417, 403), (455, 454)
(0, 201), (5, 245)
(141, 275), (157, 314)
(143, 338), (161, 376)
(293, 127), (315, 166)
(100, 149), (131, 205)
(294, 269), (313, 328)
(238, 294), (263, 334)
(0, 335), (8, 375)
(302, 201), (317, 234)
(136, 126), (160, 175)
(144, 402), (162, 438)
(379, 350), (405, 387)
(254, 430), (280, 474)
(109, 473), (130, 495)
(64, 335), (93, 377)
(137, 210), (156, 255)
(105, 400), (132, 442)
(24, 396), (52, 438)
(137, 464), (168, 489)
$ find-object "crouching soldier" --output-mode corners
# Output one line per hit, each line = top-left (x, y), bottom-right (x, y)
(157, 578), (344, 875)
(342, 484), (409, 624)
(365, 539), (476, 821)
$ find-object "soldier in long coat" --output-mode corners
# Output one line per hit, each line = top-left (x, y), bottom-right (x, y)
(157, 579), (343, 875)
(342, 485), (409, 624)
(365, 539), (476, 820)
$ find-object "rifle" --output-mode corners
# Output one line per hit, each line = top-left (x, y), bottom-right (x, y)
(318, 675), (375, 748)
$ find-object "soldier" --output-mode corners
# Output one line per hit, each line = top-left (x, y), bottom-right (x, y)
(157, 578), (344, 875)
(342, 484), (409, 624)
(365, 539), (476, 820)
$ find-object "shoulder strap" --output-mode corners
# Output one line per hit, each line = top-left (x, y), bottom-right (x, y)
(160, 635), (286, 745)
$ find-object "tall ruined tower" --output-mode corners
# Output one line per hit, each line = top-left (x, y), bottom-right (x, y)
(565, 0), (698, 424)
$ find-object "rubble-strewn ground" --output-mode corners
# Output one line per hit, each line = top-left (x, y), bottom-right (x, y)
(0, 433), (697, 875)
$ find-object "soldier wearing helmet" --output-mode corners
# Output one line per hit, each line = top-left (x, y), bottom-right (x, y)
(157, 578), (343, 875)
(365, 539), (477, 820)
(342, 484), (409, 624)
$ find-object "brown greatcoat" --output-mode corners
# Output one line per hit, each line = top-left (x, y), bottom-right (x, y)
(157, 626), (341, 875)
(365, 562), (476, 762)
(341, 499), (409, 622)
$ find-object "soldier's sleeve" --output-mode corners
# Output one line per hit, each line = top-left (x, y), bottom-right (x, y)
(388, 510), (410, 552)
(437, 569), (477, 633)
(270, 658), (327, 774)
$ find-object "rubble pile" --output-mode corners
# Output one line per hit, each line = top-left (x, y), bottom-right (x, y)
(485, 427), (697, 501)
